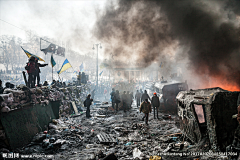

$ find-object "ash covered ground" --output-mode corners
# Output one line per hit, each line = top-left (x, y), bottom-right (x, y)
(15, 102), (210, 160)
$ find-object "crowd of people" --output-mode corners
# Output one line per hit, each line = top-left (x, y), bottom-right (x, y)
(108, 88), (160, 125)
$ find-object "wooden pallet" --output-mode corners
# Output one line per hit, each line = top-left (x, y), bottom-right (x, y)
(97, 132), (117, 144)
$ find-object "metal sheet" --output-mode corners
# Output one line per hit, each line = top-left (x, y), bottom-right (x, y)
(1, 102), (59, 149)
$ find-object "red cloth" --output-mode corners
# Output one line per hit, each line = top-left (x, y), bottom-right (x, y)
(27, 61), (36, 74)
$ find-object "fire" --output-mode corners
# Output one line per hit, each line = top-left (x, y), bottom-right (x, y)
(209, 77), (240, 91)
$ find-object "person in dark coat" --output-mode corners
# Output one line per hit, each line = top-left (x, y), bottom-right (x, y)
(110, 88), (116, 109)
(84, 94), (93, 118)
(25, 56), (36, 88)
(135, 90), (141, 108)
(34, 58), (48, 87)
(151, 92), (160, 119)
(115, 90), (121, 112)
(141, 90), (151, 102)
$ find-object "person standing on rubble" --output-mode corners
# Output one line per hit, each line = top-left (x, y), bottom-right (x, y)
(135, 90), (141, 108)
(84, 94), (93, 118)
(25, 56), (36, 88)
(152, 92), (160, 119)
(140, 99), (152, 125)
(110, 88), (116, 109)
(141, 90), (151, 102)
(34, 58), (48, 87)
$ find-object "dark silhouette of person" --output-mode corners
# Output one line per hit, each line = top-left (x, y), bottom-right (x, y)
(34, 58), (48, 87)
(84, 94), (93, 118)
(25, 56), (36, 88)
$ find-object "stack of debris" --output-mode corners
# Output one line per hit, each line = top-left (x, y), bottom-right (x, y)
(0, 83), (91, 116)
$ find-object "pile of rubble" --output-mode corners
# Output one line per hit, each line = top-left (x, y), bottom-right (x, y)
(0, 83), (91, 116)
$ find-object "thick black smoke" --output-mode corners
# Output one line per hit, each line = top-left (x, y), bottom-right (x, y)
(94, 0), (240, 90)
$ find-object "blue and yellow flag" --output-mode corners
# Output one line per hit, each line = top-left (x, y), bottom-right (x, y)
(51, 55), (56, 67)
(57, 59), (72, 74)
(99, 70), (103, 76)
(21, 46), (45, 62)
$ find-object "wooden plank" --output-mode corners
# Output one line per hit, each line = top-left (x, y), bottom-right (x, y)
(71, 101), (78, 114)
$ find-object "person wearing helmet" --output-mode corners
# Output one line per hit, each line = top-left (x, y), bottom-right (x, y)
(151, 92), (160, 119)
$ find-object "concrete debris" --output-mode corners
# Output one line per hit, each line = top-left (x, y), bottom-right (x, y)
(0, 85), (238, 160)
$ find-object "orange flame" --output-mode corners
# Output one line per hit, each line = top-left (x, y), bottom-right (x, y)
(208, 77), (240, 91)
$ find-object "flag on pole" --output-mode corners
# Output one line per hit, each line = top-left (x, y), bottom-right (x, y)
(57, 59), (72, 74)
(79, 63), (84, 72)
(21, 46), (45, 62)
(99, 71), (103, 76)
(73, 71), (78, 75)
(51, 55), (56, 67)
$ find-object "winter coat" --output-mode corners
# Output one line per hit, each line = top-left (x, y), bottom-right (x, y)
(141, 93), (150, 101)
(152, 95), (160, 107)
(84, 97), (92, 107)
(115, 93), (121, 103)
(110, 91), (116, 103)
(26, 60), (36, 74)
(140, 101), (152, 114)
(127, 94), (132, 104)
(121, 94), (127, 103)
(35, 63), (48, 74)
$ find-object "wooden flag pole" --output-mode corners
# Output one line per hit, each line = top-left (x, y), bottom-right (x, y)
(58, 74), (62, 82)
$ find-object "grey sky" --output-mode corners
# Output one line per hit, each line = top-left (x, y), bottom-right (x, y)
(0, 0), (107, 55)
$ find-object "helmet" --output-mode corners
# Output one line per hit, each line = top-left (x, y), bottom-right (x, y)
(153, 92), (157, 95)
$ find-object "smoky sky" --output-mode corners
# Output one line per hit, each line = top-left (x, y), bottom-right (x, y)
(94, 0), (240, 89)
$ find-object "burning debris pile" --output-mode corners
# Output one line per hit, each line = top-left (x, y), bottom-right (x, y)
(176, 87), (240, 154)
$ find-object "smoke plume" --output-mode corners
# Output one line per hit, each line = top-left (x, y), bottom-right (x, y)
(94, 0), (240, 90)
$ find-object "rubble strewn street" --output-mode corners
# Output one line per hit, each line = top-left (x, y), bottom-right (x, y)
(0, 82), (239, 160)
(1, 0), (240, 159)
